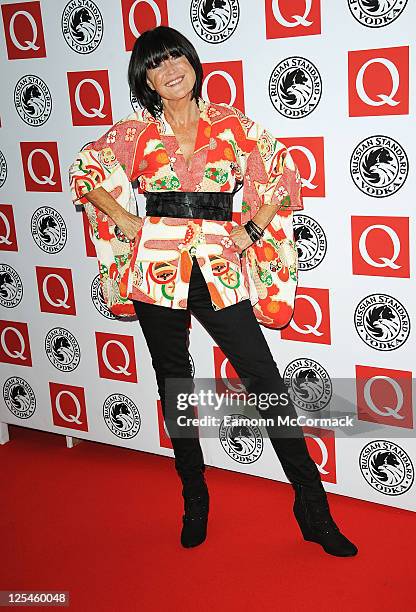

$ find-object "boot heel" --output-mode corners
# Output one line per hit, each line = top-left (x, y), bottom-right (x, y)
(292, 483), (358, 557)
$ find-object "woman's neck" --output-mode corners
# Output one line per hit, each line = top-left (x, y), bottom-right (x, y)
(162, 95), (200, 128)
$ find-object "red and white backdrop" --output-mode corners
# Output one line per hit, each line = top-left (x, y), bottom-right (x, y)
(0, 0), (414, 511)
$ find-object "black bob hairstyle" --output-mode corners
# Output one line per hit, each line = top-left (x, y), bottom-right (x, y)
(128, 26), (203, 119)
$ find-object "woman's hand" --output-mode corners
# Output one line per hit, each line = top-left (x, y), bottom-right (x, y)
(114, 210), (144, 241)
(229, 224), (255, 254)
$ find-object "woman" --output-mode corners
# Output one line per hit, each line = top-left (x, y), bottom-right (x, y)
(69, 26), (358, 556)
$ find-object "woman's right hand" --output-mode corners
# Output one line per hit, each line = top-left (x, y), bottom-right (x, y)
(114, 210), (144, 241)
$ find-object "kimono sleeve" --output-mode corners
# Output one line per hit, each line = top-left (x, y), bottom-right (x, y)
(68, 117), (144, 207)
(243, 121), (304, 212)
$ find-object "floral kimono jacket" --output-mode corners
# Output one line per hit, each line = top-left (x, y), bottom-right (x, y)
(68, 98), (304, 328)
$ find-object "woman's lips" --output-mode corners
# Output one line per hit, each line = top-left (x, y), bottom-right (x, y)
(165, 75), (185, 87)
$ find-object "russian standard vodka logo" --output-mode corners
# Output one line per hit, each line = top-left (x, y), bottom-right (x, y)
(283, 358), (332, 412)
(0, 264), (23, 308)
(190, 0), (240, 43)
(103, 393), (141, 439)
(269, 56), (322, 118)
(293, 215), (327, 270)
(91, 274), (116, 319)
(3, 376), (36, 418)
(359, 440), (414, 495)
(45, 327), (81, 372)
(219, 414), (263, 463)
(350, 135), (408, 197)
(62, 0), (103, 54)
(348, 0), (408, 28)
(354, 293), (410, 351)
(31, 207), (67, 253)
(14, 75), (52, 126)
(0, 150), (8, 188)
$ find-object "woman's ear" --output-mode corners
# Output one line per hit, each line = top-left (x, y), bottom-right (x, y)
(147, 77), (155, 91)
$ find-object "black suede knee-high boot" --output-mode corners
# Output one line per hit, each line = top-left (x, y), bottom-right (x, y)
(161, 376), (209, 548)
(248, 375), (358, 557)
(167, 434), (209, 548)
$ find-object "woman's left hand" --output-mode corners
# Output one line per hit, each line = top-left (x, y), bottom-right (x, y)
(229, 225), (253, 254)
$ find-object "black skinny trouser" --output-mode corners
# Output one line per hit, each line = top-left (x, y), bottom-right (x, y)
(133, 256), (322, 494)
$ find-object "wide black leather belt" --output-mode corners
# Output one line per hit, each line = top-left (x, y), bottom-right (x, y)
(144, 191), (234, 221)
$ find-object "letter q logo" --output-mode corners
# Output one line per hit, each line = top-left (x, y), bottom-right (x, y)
(202, 61), (245, 111)
(265, 0), (321, 40)
(49, 382), (88, 432)
(351, 216), (409, 278)
(356, 365), (413, 429)
(36, 267), (76, 315)
(20, 142), (62, 193)
(213, 346), (246, 395)
(348, 46), (409, 117)
(280, 287), (331, 345)
(283, 136), (325, 198)
(0, 204), (18, 252)
(67, 70), (113, 126)
(1, 1), (46, 59)
(0, 320), (32, 366)
(95, 331), (138, 383)
(121, 0), (169, 51)
(304, 426), (336, 483)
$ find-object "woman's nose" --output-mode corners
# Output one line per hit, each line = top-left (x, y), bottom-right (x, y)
(165, 57), (179, 71)
(163, 63), (181, 80)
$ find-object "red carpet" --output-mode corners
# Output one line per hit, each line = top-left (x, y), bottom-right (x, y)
(1, 425), (414, 611)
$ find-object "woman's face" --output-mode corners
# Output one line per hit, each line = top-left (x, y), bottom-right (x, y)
(146, 54), (196, 102)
